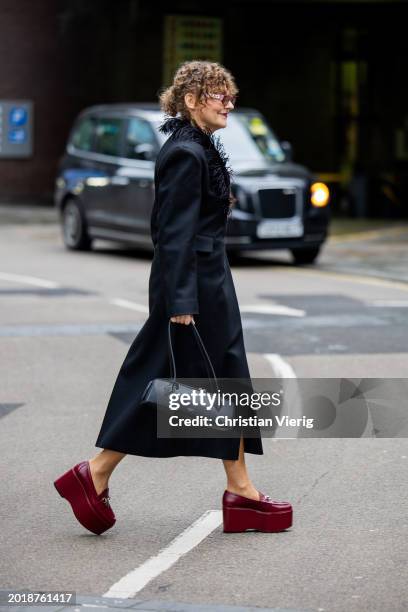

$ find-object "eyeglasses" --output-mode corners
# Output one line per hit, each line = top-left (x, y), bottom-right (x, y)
(205, 93), (237, 107)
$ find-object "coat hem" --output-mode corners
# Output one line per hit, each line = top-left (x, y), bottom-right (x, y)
(95, 442), (264, 460)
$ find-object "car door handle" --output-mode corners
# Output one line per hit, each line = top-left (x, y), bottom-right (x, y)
(111, 176), (130, 186)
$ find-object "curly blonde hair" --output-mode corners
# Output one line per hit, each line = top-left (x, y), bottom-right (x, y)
(159, 60), (238, 119)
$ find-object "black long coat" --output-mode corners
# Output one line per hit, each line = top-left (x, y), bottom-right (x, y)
(95, 118), (263, 460)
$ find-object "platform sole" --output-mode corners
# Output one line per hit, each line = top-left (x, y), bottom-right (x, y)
(54, 467), (114, 535)
(223, 506), (292, 533)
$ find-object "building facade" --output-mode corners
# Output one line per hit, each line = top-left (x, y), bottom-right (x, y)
(0, 0), (407, 217)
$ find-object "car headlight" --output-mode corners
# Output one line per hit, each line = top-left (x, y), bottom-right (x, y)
(310, 182), (330, 207)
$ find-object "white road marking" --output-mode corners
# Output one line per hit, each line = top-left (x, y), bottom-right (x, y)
(241, 303), (305, 317)
(103, 510), (222, 599)
(263, 353), (375, 438)
(264, 354), (297, 379)
(367, 300), (408, 307)
(263, 353), (302, 439)
(0, 272), (60, 289)
(110, 298), (149, 313)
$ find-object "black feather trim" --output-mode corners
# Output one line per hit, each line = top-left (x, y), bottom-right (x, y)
(159, 116), (234, 218)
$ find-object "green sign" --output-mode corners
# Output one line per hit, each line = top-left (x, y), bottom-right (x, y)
(163, 15), (223, 86)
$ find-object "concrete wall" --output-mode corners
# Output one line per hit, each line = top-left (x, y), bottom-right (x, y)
(0, 0), (67, 200)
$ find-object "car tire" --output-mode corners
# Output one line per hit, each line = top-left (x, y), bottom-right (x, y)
(62, 198), (93, 251)
(290, 246), (321, 265)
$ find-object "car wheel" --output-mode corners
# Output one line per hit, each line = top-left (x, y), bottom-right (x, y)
(62, 198), (92, 251)
(290, 246), (321, 265)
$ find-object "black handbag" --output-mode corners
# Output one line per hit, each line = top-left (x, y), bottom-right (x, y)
(140, 320), (237, 432)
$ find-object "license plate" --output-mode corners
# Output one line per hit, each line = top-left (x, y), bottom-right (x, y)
(256, 218), (304, 238)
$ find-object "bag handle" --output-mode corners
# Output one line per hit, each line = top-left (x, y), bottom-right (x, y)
(167, 319), (219, 393)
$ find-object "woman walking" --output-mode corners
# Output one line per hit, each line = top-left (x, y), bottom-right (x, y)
(53, 61), (292, 535)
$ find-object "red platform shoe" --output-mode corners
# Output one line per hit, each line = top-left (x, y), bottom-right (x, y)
(222, 490), (293, 533)
(54, 461), (116, 535)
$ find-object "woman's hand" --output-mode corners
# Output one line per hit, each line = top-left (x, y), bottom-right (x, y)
(170, 314), (195, 325)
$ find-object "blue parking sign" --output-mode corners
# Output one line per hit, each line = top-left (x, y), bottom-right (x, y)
(0, 100), (33, 157)
(9, 107), (27, 126)
(8, 128), (27, 143)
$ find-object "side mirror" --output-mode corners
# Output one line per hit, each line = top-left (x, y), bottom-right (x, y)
(133, 143), (156, 160)
(280, 141), (293, 162)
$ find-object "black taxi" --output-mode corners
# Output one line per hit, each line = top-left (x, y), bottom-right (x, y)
(55, 103), (330, 264)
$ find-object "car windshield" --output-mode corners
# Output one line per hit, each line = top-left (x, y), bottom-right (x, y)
(218, 113), (286, 164)
(152, 111), (286, 165)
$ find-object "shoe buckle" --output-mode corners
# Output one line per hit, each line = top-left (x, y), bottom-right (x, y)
(102, 495), (111, 507)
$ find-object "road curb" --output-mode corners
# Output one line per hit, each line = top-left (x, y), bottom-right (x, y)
(328, 225), (408, 244)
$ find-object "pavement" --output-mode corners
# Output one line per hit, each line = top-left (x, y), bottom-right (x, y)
(243, 217), (408, 285)
(1, 203), (408, 284)
(1, 204), (408, 612)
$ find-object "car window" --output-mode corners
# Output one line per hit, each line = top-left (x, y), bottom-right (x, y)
(218, 113), (286, 164)
(94, 117), (123, 157)
(125, 117), (158, 160)
(71, 117), (96, 151)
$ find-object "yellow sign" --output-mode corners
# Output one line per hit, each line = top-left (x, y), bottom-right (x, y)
(248, 117), (268, 136)
(163, 15), (223, 87)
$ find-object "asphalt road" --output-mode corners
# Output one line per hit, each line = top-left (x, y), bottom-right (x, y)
(1, 215), (408, 612)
